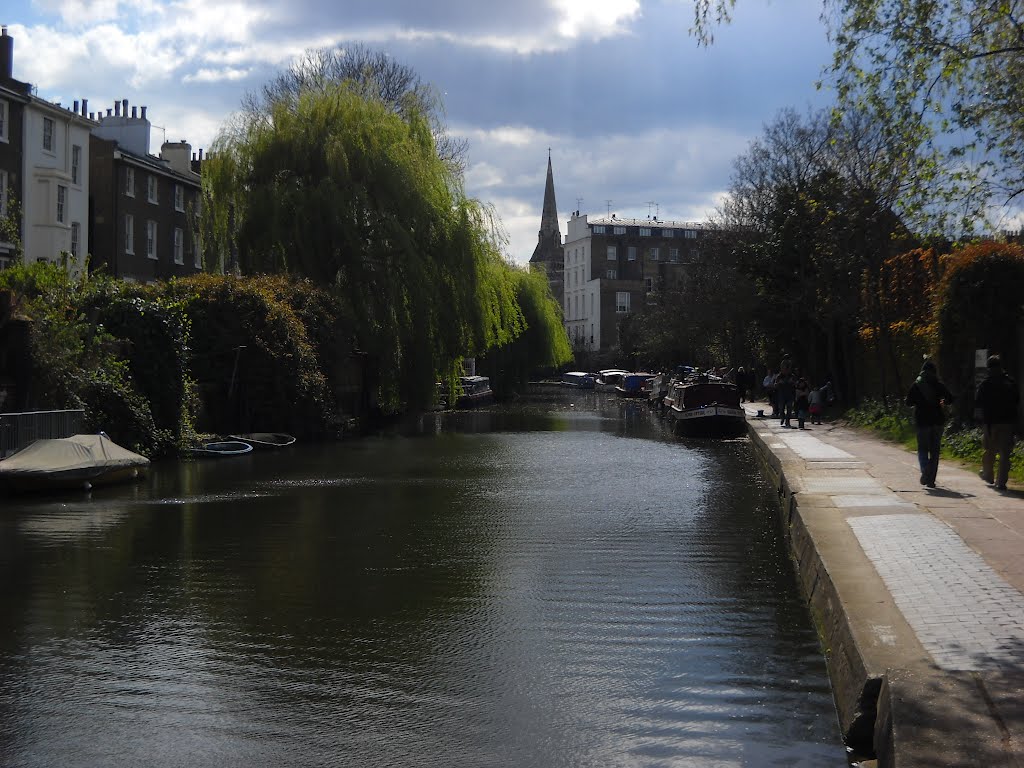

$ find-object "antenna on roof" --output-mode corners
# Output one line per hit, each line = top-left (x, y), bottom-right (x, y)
(645, 201), (656, 218)
(606, 199), (613, 216)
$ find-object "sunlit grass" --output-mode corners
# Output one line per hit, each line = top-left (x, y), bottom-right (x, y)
(844, 399), (1024, 483)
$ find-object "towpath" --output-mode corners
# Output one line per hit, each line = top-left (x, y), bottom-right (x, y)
(743, 402), (1024, 767)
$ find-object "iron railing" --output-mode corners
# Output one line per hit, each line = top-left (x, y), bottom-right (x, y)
(0, 409), (85, 458)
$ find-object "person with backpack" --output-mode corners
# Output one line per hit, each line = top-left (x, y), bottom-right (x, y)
(905, 359), (953, 488)
(975, 354), (1020, 491)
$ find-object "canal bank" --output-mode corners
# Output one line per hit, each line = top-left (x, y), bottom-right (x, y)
(744, 403), (1024, 767)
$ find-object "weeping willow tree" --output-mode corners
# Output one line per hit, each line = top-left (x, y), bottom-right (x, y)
(477, 267), (572, 397)
(202, 84), (524, 412)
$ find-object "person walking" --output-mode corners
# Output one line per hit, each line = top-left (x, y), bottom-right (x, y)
(975, 354), (1019, 491)
(776, 368), (795, 428)
(905, 359), (953, 488)
(794, 374), (810, 429)
(763, 369), (777, 416)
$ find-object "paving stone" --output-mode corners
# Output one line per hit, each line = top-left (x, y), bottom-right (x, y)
(848, 513), (1024, 671)
(801, 475), (886, 494)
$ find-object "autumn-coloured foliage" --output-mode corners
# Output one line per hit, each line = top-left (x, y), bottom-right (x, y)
(934, 241), (1024, 404)
(861, 247), (943, 343)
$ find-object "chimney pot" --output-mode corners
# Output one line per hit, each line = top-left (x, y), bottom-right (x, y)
(114, 101), (120, 117)
(82, 98), (88, 116)
(141, 106), (147, 120)
(131, 106), (137, 118)
(106, 108), (112, 117)
(0, 25), (12, 81)
(73, 100), (79, 112)
(122, 98), (128, 116)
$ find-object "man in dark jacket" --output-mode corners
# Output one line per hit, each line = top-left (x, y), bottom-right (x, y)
(905, 359), (953, 488)
(975, 354), (1019, 491)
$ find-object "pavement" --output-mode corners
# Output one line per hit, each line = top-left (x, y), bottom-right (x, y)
(742, 402), (1024, 768)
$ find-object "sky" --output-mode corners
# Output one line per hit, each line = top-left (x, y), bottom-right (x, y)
(3, 0), (835, 264)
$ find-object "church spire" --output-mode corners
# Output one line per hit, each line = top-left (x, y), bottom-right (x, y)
(538, 148), (559, 239)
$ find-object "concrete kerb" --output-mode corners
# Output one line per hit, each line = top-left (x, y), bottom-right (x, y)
(745, 415), (937, 759)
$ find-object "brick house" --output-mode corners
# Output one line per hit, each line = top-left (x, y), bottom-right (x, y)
(562, 212), (710, 352)
(89, 101), (202, 281)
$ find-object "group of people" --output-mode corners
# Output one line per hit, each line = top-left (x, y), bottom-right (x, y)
(906, 355), (1019, 491)
(761, 360), (829, 430)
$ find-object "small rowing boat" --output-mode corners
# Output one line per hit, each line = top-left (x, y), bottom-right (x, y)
(229, 433), (297, 449)
(186, 440), (253, 458)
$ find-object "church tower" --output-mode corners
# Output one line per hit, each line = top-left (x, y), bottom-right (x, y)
(529, 151), (564, 302)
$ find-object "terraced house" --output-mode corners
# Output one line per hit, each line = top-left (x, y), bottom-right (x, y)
(0, 25), (203, 282)
(89, 101), (203, 282)
(0, 25), (92, 273)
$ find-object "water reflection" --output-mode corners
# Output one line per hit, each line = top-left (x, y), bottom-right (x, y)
(0, 390), (847, 767)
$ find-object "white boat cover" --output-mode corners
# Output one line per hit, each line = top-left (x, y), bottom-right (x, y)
(0, 434), (149, 480)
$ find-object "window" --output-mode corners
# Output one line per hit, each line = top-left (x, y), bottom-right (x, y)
(684, 229), (697, 239)
(125, 167), (135, 197)
(173, 228), (184, 264)
(644, 277), (653, 292)
(193, 229), (202, 269)
(639, 227), (651, 236)
(174, 184), (184, 212)
(43, 117), (54, 152)
(0, 169), (7, 218)
(592, 225), (605, 234)
(662, 228), (674, 238)
(613, 226), (625, 235)
(70, 222), (80, 258)
(606, 245), (617, 260)
(146, 220), (157, 259)
(649, 247), (660, 260)
(0, 100), (8, 142)
(606, 268), (617, 279)
(125, 215), (135, 254)
(616, 291), (631, 313)
(669, 247), (680, 262)
(56, 185), (66, 223)
(147, 175), (158, 204)
(72, 145), (82, 185)
(627, 246), (637, 261)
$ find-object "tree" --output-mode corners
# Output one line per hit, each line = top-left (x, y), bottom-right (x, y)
(718, 108), (915, 398)
(203, 84), (523, 413)
(242, 43), (467, 176)
(477, 267), (572, 396)
(691, 0), (1024, 233)
(829, 0), (1024, 232)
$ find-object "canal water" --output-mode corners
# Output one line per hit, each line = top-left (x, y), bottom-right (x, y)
(0, 389), (849, 767)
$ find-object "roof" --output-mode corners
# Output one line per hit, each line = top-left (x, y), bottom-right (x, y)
(112, 146), (201, 187)
(588, 216), (712, 229)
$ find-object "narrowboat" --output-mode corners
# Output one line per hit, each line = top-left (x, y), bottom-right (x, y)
(666, 378), (746, 437)
(455, 375), (494, 407)
(561, 371), (596, 389)
(615, 373), (655, 399)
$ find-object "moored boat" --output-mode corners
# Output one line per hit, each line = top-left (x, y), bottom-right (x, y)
(0, 433), (149, 493)
(187, 440), (254, 458)
(596, 369), (630, 387)
(615, 373), (654, 398)
(561, 371), (596, 389)
(229, 432), (297, 449)
(455, 375), (494, 408)
(666, 378), (746, 437)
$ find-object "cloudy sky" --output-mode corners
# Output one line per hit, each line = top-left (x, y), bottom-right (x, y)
(4, 0), (834, 264)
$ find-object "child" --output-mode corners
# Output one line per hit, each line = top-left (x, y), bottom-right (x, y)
(808, 386), (823, 425)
